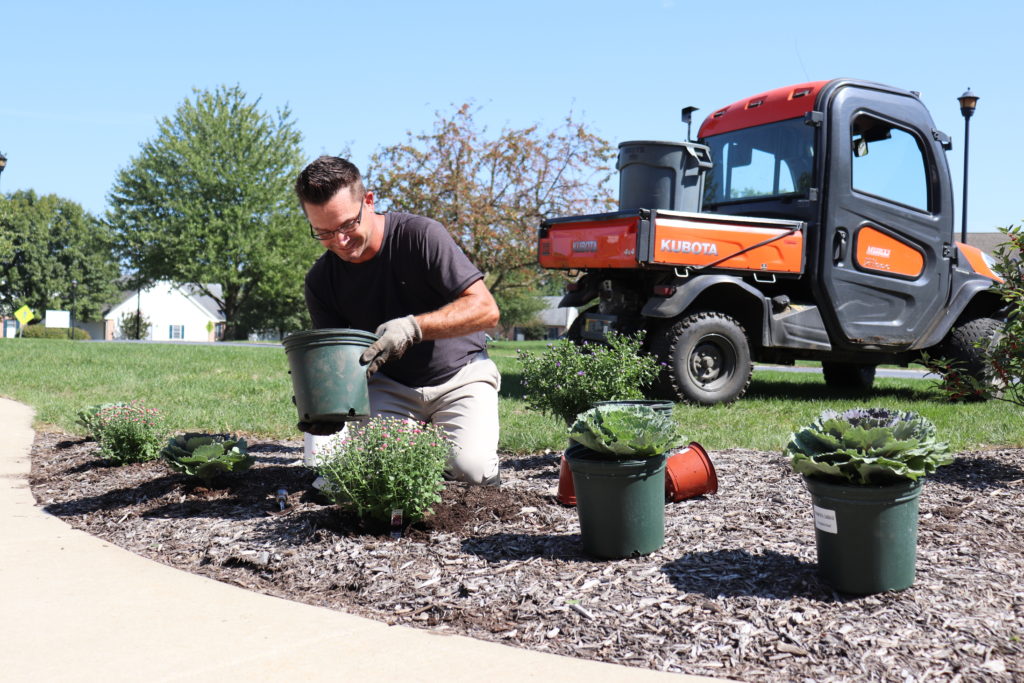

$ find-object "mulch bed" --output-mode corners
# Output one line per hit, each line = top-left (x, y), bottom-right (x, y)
(28, 431), (1024, 681)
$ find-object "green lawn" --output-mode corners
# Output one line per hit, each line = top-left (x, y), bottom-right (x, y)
(1, 338), (1019, 453)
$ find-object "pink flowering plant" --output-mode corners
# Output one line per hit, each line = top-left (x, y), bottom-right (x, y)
(76, 402), (129, 439)
(91, 400), (166, 465)
(315, 417), (450, 525)
(516, 331), (660, 424)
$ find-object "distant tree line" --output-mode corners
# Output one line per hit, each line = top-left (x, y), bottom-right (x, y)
(1, 85), (615, 339)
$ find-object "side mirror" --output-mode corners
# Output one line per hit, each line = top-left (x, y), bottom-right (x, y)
(853, 137), (868, 158)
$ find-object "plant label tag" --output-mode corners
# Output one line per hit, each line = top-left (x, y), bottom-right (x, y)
(390, 509), (403, 539)
(813, 505), (838, 534)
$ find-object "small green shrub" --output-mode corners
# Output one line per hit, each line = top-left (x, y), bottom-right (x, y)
(77, 402), (128, 439)
(160, 433), (252, 486)
(517, 332), (660, 424)
(93, 400), (166, 464)
(785, 407), (952, 485)
(22, 325), (91, 339)
(315, 417), (450, 525)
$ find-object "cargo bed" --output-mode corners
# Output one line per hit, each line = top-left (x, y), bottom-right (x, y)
(538, 209), (806, 275)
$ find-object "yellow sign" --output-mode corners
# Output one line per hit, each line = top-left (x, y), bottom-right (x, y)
(14, 305), (34, 325)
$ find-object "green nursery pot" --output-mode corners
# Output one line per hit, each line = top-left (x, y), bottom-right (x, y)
(283, 328), (377, 424)
(566, 443), (666, 559)
(803, 476), (922, 595)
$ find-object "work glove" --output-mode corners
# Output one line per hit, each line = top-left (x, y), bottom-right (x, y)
(297, 421), (345, 436)
(360, 315), (422, 377)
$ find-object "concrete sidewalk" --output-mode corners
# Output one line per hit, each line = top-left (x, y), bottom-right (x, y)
(0, 398), (719, 682)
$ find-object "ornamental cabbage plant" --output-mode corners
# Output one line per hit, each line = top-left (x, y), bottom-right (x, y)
(786, 407), (952, 485)
(570, 404), (684, 458)
(161, 433), (252, 486)
(315, 417), (450, 525)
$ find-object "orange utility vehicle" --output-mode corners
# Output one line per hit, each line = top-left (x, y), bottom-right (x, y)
(539, 78), (1005, 405)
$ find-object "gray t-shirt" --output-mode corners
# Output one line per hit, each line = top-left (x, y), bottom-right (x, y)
(304, 212), (486, 387)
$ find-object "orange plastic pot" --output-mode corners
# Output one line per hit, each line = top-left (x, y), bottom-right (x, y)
(560, 441), (717, 506)
(665, 442), (718, 502)
(557, 453), (576, 505)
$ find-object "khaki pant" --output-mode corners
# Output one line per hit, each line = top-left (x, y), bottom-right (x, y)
(304, 358), (501, 484)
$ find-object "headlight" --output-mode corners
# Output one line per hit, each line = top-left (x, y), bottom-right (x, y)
(981, 251), (999, 274)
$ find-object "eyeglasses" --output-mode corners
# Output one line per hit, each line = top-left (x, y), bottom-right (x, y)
(309, 200), (364, 240)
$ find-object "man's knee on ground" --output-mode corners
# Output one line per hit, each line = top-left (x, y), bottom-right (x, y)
(445, 446), (500, 485)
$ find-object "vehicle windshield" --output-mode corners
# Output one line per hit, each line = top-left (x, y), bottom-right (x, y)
(702, 117), (814, 208)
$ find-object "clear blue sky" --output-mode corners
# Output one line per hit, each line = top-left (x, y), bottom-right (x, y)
(3, 0), (1020, 235)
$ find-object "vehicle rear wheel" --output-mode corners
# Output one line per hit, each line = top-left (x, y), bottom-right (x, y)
(650, 311), (752, 405)
(821, 362), (876, 392)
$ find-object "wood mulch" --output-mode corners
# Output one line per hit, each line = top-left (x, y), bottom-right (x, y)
(28, 431), (1024, 681)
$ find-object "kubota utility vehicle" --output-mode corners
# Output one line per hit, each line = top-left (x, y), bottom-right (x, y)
(539, 78), (1005, 405)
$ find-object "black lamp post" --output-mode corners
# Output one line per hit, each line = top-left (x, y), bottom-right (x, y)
(957, 88), (979, 244)
(70, 280), (78, 340)
(0, 152), (7, 191)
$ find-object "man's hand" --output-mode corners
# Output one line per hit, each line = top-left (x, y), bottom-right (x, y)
(297, 421), (345, 436)
(360, 315), (422, 377)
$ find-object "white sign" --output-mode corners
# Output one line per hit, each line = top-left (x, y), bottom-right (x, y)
(45, 310), (71, 328)
(813, 505), (838, 534)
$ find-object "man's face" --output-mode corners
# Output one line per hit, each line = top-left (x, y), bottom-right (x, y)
(304, 188), (374, 263)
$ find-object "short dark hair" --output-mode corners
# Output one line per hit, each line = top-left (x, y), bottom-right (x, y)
(294, 156), (365, 205)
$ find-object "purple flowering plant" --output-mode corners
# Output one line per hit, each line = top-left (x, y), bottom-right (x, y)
(516, 331), (659, 424)
(315, 417), (451, 524)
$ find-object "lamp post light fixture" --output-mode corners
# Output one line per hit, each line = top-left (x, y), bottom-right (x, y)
(957, 88), (979, 244)
(0, 152), (7, 191)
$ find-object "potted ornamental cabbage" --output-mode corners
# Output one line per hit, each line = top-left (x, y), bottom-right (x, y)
(566, 404), (684, 559)
(785, 407), (953, 595)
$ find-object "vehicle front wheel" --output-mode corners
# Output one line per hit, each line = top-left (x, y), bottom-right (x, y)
(938, 316), (1005, 398)
(650, 311), (752, 405)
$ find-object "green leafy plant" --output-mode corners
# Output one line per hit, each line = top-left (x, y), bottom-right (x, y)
(160, 433), (252, 486)
(315, 417), (450, 526)
(922, 225), (1024, 406)
(92, 400), (166, 465)
(569, 404), (684, 457)
(517, 332), (660, 424)
(786, 407), (952, 485)
(77, 402), (128, 439)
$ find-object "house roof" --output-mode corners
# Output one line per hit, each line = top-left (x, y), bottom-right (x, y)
(180, 283), (225, 320)
(537, 296), (577, 327)
(104, 281), (225, 322)
(966, 232), (1019, 258)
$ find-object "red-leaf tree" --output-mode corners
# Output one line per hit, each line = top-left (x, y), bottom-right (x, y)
(367, 104), (615, 329)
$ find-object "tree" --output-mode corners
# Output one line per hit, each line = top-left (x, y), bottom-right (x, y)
(0, 190), (121, 320)
(367, 104), (616, 310)
(107, 85), (320, 339)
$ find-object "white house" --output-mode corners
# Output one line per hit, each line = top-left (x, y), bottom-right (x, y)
(103, 281), (226, 342)
(512, 296), (579, 340)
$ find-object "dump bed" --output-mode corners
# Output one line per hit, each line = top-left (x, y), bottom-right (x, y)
(538, 209), (805, 275)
